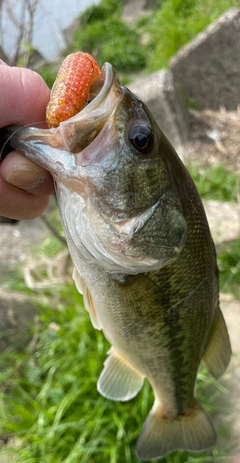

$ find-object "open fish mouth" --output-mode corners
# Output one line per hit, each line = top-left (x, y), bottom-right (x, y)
(1, 60), (188, 273)
(1, 63), (122, 175)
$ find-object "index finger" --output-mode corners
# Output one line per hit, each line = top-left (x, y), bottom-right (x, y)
(0, 63), (50, 128)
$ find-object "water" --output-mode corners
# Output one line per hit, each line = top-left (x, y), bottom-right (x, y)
(1, 0), (99, 62)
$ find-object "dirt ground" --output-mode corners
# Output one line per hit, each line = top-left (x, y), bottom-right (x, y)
(184, 109), (240, 170)
(184, 109), (240, 463)
(0, 108), (239, 463)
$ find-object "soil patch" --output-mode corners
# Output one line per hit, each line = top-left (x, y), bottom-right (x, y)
(183, 109), (240, 169)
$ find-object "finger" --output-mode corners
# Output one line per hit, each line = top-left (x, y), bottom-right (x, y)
(0, 60), (8, 67)
(0, 66), (50, 128)
(0, 177), (50, 220)
(0, 150), (54, 196)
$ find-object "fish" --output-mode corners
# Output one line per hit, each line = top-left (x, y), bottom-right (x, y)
(2, 59), (231, 460)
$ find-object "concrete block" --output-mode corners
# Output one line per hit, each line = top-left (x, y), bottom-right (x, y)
(128, 70), (189, 150)
(170, 8), (240, 110)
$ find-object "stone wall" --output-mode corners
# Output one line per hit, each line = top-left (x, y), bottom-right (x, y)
(170, 8), (240, 111)
(128, 70), (189, 150)
(33, 6), (240, 148)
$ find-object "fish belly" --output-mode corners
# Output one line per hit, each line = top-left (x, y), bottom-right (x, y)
(75, 261), (231, 460)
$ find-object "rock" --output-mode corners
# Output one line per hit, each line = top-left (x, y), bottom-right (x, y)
(170, 8), (240, 110)
(0, 215), (52, 350)
(128, 70), (189, 150)
(63, 18), (80, 46)
(0, 47), (10, 65)
(182, 110), (240, 169)
(27, 49), (47, 71)
(0, 217), (50, 285)
(204, 200), (240, 244)
(122, 0), (157, 23)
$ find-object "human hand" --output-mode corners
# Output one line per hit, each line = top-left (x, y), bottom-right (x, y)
(0, 60), (55, 220)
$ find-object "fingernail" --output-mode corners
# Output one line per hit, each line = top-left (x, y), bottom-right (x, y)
(6, 165), (46, 189)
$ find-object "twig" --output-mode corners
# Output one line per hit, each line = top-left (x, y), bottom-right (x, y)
(40, 213), (67, 246)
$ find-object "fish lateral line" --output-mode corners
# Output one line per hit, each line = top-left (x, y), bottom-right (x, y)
(167, 278), (207, 315)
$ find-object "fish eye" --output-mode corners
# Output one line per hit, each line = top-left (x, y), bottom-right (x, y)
(129, 125), (153, 154)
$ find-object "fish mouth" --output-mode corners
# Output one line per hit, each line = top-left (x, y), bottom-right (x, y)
(1, 63), (123, 176)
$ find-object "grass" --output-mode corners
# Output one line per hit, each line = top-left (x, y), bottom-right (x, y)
(137, 0), (240, 72)
(2, 0), (240, 455)
(23, 0), (240, 89)
(59, 0), (240, 82)
(37, 64), (57, 90)
(0, 163), (239, 462)
(67, 0), (146, 77)
(218, 238), (240, 298)
(187, 163), (240, 298)
(38, 0), (240, 88)
(0, 284), (230, 463)
(187, 163), (240, 202)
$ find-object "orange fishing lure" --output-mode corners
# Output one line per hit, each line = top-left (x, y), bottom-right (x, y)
(46, 52), (101, 128)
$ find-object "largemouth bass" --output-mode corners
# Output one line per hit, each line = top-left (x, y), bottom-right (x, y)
(3, 61), (231, 460)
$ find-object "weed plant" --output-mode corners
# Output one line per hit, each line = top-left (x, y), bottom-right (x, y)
(38, 64), (57, 90)
(2, 0), (240, 456)
(67, 0), (146, 74)
(0, 284), (229, 463)
(38, 0), (239, 87)
(0, 163), (238, 461)
(218, 238), (240, 298)
(187, 164), (240, 203)
(62, 0), (239, 80)
(188, 163), (240, 298)
(137, 0), (240, 71)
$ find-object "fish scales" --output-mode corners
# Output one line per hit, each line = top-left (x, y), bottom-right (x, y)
(76, 165), (216, 408)
(2, 55), (231, 460)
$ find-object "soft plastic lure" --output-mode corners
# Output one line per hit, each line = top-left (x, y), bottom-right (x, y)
(46, 52), (101, 128)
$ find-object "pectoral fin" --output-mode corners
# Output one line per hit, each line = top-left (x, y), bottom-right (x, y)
(72, 267), (83, 294)
(97, 347), (144, 401)
(72, 267), (102, 330)
(202, 308), (231, 379)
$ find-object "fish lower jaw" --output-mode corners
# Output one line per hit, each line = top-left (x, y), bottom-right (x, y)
(69, 206), (180, 275)
(77, 246), (170, 276)
(72, 231), (177, 275)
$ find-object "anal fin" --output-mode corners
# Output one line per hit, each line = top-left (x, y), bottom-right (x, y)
(136, 399), (216, 461)
(97, 347), (144, 401)
(202, 308), (231, 378)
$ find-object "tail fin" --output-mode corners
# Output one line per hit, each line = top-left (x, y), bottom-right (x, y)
(136, 400), (216, 461)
